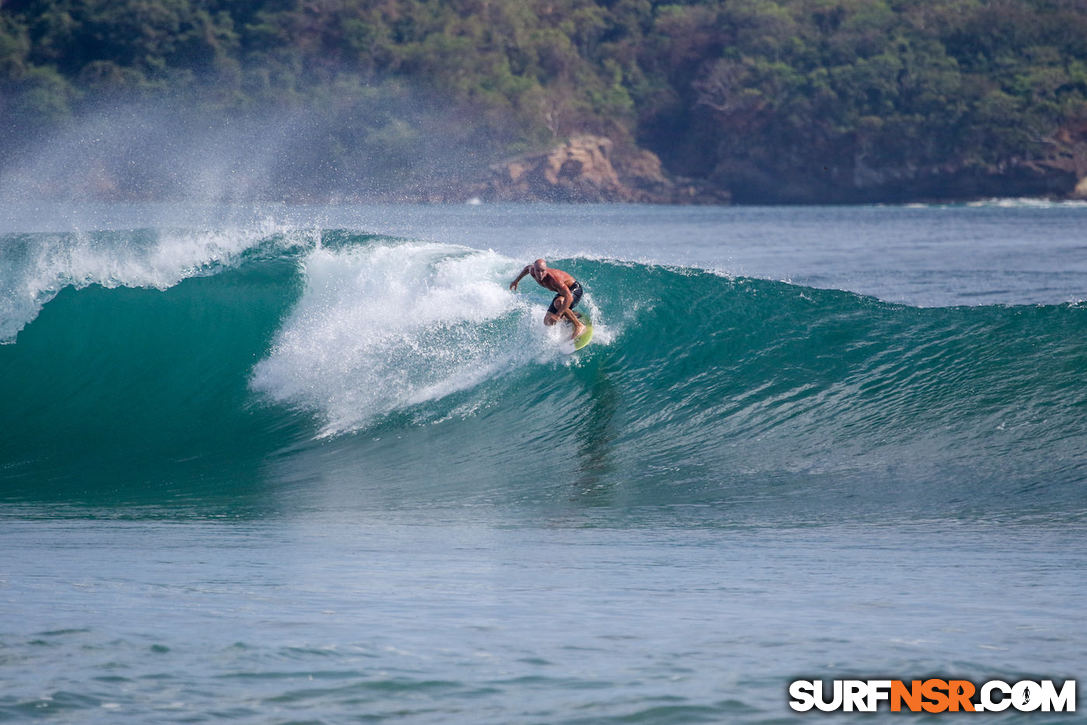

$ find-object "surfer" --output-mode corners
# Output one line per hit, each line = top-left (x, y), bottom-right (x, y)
(509, 259), (586, 339)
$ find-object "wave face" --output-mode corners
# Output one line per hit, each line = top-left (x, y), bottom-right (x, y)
(2, 229), (1086, 516)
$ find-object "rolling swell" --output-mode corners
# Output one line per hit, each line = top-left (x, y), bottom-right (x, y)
(2, 231), (1085, 516)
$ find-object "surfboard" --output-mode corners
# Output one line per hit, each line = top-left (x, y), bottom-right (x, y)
(571, 313), (593, 351)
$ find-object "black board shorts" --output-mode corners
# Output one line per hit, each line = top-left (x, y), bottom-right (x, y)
(547, 282), (583, 315)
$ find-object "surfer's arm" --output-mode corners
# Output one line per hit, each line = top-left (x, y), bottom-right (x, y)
(554, 282), (574, 312)
(509, 266), (531, 291)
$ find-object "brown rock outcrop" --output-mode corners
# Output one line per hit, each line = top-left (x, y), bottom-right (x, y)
(471, 135), (729, 204)
(1074, 177), (1087, 199)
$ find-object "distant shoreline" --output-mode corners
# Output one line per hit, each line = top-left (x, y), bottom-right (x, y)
(5, 192), (1087, 209)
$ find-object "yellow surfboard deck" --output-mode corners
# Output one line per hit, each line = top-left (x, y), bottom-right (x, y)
(572, 313), (594, 351)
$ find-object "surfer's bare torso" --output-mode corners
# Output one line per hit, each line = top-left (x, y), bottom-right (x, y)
(509, 259), (586, 339)
(531, 266), (575, 293)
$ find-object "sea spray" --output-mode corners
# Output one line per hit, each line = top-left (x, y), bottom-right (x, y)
(250, 242), (571, 436)
(0, 223), (313, 342)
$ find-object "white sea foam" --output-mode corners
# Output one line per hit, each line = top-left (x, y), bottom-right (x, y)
(965, 197), (1087, 208)
(251, 242), (580, 436)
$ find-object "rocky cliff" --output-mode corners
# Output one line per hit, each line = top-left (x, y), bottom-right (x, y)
(460, 129), (1087, 205)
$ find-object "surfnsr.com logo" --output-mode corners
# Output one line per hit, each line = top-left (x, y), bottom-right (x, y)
(789, 679), (1076, 713)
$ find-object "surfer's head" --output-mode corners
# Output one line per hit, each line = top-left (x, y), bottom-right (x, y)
(531, 259), (547, 280)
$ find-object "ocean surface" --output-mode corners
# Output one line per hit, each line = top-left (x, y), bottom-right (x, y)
(1, 201), (1085, 723)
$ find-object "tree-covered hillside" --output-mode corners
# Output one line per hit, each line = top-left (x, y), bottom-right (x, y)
(2, 0), (1086, 202)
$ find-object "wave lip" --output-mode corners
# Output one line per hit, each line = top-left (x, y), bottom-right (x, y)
(0, 223), (313, 342)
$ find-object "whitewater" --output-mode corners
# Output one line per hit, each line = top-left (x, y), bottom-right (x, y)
(1, 202), (1085, 723)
